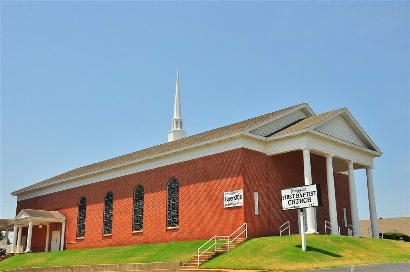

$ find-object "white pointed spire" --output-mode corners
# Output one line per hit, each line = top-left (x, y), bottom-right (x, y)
(168, 69), (186, 142)
(173, 70), (181, 119)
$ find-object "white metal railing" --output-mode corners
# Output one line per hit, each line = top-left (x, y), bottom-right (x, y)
(324, 221), (340, 235)
(227, 223), (247, 251)
(279, 221), (290, 236)
(197, 223), (247, 266)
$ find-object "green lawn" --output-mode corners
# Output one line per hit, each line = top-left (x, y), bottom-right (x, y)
(0, 240), (205, 271)
(202, 235), (410, 271)
(1, 236), (409, 271)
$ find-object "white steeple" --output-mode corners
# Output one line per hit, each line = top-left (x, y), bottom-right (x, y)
(168, 70), (186, 142)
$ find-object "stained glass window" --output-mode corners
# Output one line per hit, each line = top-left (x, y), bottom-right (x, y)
(77, 197), (86, 238)
(103, 191), (114, 234)
(167, 178), (179, 228)
(133, 185), (144, 231)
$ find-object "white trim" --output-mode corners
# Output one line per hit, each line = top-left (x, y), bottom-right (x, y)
(12, 132), (241, 195)
(17, 136), (266, 201)
(309, 109), (381, 154)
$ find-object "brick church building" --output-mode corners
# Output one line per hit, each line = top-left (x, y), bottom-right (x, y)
(2, 72), (382, 253)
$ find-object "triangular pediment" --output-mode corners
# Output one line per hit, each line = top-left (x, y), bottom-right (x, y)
(16, 210), (29, 220)
(312, 111), (380, 152)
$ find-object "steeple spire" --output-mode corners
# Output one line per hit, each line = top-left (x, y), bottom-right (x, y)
(168, 69), (186, 142)
(173, 70), (181, 119)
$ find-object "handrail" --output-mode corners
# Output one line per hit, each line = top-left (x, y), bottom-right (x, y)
(279, 221), (290, 236)
(196, 223), (247, 266)
(324, 221), (340, 235)
(227, 223), (247, 249)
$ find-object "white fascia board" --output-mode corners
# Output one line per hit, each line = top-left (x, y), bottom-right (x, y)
(15, 217), (65, 224)
(339, 110), (382, 154)
(309, 130), (381, 157)
(16, 135), (267, 201)
(304, 134), (374, 167)
(265, 133), (374, 167)
(244, 103), (315, 134)
(12, 132), (246, 196)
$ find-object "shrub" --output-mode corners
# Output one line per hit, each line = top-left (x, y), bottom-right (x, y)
(383, 232), (410, 242)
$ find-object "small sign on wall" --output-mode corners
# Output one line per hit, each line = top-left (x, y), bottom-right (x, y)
(224, 189), (243, 208)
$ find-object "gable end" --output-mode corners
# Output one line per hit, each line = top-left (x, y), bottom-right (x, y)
(313, 115), (375, 151)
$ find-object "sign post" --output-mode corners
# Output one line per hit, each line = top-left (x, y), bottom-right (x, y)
(281, 184), (322, 252)
(299, 209), (306, 251)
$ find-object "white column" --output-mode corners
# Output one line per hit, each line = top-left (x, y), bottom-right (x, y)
(12, 224), (17, 254)
(60, 221), (66, 251)
(5, 230), (9, 253)
(348, 161), (360, 236)
(303, 149), (317, 234)
(366, 167), (379, 238)
(326, 155), (339, 235)
(45, 224), (50, 252)
(25, 220), (33, 253)
(16, 227), (22, 253)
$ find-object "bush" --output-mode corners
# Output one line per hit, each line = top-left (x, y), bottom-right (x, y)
(383, 232), (410, 242)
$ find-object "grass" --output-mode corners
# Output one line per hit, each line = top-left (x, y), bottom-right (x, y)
(0, 240), (205, 271)
(202, 235), (410, 271)
(1, 235), (409, 271)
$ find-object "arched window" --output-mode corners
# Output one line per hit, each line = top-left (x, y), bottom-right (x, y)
(133, 185), (144, 231)
(77, 197), (86, 238)
(103, 191), (114, 234)
(167, 178), (179, 228)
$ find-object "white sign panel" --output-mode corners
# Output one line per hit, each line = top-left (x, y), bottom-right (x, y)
(224, 189), (243, 208)
(281, 184), (322, 211)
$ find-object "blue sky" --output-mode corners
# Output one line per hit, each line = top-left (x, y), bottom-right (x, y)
(1, 2), (409, 221)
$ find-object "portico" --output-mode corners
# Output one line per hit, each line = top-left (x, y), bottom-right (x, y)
(4, 209), (66, 253)
(262, 108), (382, 238)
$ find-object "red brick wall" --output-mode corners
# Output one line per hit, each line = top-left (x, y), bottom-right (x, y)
(17, 149), (246, 251)
(17, 147), (352, 252)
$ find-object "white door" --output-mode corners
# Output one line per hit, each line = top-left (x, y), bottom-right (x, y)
(51, 231), (60, 252)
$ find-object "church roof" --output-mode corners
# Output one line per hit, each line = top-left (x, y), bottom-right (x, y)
(274, 108), (343, 136)
(12, 103), (306, 195)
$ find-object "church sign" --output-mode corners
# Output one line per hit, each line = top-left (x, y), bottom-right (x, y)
(224, 189), (243, 208)
(281, 184), (322, 211)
